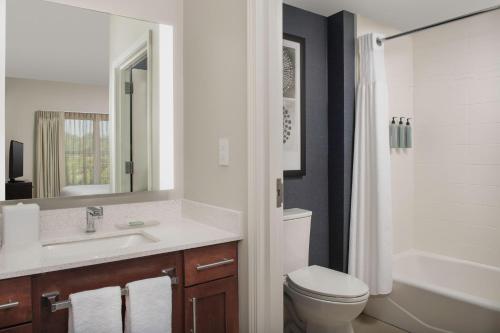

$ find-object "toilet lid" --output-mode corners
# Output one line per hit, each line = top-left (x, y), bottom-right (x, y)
(287, 265), (369, 299)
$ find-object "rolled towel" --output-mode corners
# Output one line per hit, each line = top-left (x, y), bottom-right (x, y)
(68, 286), (122, 333)
(125, 276), (172, 333)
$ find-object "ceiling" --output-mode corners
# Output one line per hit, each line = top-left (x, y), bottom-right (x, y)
(283, 0), (500, 30)
(6, 0), (110, 85)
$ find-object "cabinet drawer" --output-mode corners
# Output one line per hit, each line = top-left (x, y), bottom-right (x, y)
(184, 242), (237, 287)
(0, 277), (32, 328)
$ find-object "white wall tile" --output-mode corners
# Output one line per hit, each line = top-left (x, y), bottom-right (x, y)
(469, 102), (500, 124)
(360, 13), (500, 266)
(468, 124), (500, 144)
(414, 13), (500, 268)
(465, 145), (500, 165)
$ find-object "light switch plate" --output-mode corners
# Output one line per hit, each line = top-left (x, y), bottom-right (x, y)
(218, 138), (230, 166)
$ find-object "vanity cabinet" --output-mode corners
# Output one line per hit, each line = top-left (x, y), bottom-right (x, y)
(32, 252), (184, 333)
(183, 242), (239, 333)
(0, 241), (239, 333)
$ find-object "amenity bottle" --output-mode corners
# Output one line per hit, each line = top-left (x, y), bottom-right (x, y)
(398, 117), (406, 148)
(405, 118), (412, 148)
(389, 117), (398, 148)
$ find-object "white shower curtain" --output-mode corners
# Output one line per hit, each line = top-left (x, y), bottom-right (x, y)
(348, 33), (393, 295)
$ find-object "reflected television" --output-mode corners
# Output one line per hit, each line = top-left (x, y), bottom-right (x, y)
(9, 140), (23, 182)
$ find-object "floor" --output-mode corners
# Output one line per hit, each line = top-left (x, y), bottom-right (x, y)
(353, 314), (408, 333)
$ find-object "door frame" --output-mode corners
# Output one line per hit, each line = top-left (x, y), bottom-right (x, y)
(246, 0), (284, 331)
(110, 31), (153, 193)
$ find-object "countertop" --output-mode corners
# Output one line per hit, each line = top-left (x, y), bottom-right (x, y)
(0, 200), (243, 280)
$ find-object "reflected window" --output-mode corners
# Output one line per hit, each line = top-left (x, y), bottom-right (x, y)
(64, 113), (110, 186)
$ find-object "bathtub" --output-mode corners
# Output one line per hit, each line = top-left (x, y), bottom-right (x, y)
(364, 250), (500, 333)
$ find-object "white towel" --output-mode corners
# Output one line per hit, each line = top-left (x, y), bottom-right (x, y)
(68, 286), (123, 333)
(125, 276), (172, 333)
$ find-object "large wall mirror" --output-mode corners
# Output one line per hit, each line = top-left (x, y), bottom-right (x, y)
(3, 0), (174, 201)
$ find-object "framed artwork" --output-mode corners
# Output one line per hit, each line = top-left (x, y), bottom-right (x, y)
(283, 33), (306, 177)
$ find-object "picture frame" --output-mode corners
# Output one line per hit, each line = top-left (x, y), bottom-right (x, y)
(283, 33), (306, 177)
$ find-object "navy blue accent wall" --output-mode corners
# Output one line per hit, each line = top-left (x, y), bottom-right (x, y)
(327, 11), (356, 273)
(283, 5), (329, 267)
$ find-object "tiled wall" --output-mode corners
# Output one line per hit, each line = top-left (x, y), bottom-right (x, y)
(413, 11), (500, 267)
(357, 16), (415, 254)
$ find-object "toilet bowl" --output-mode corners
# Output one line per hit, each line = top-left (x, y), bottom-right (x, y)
(284, 265), (369, 333)
(283, 209), (369, 333)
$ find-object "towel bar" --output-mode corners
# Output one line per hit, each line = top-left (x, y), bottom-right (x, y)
(42, 266), (178, 313)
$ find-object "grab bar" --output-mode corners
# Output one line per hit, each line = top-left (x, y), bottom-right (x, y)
(42, 266), (178, 313)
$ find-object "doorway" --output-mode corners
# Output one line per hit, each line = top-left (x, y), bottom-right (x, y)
(121, 56), (149, 193)
(111, 32), (152, 194)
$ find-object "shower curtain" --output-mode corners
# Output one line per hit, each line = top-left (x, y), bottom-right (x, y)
(348, 33), (393, 295)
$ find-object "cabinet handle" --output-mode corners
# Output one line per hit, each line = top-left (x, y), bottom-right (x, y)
(196, 258), (235, 271)
(0, 301), (19, 310)
(190, 297), (197, 333)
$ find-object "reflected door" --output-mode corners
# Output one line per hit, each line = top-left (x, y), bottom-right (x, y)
(120, 57), (149, 192)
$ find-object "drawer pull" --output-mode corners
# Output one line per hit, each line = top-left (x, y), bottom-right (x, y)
(196, 258), (235, 271)
(0, 301), (19, 310)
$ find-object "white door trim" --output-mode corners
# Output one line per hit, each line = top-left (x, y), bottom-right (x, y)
(109, 31), (153, 194)
(247, 0), (283, 331)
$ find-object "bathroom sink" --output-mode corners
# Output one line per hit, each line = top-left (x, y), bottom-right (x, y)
(42, 232), (159, 259)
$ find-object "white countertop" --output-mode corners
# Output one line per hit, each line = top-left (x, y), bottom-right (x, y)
(0, 200), (243, 280)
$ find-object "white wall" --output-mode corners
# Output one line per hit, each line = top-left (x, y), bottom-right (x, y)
(183, 0), (248, 330)
(5, 77), (109, 182)
(413, 10), (500, 268)
(183, 0), (247, 212)
(357, 16), (415, 254)
(7, 0), (110, 85)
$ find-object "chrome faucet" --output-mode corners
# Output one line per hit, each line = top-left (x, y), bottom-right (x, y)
(86, 207), (103, 233)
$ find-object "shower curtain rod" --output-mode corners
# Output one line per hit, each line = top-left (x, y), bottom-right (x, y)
(376, 4), (500, 45)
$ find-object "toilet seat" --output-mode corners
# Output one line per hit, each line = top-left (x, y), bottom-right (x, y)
(286, 265), (369, 304)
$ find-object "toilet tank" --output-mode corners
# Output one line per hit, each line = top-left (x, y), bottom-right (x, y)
(283, 208), (312, 275)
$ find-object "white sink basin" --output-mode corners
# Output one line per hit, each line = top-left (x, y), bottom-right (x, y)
(42, 232), (159, 259)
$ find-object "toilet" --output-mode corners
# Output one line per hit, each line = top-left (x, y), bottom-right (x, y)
(283, 209), (369, 333)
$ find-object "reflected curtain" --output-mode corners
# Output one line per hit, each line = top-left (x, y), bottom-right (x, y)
(34, 111), (65, 198)
(64, 112), (109, 186)
(348, 33), (393, 295)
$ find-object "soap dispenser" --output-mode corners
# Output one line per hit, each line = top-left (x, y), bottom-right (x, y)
(389, 117), (398, 148)
(398, 117), (406, 148)
(405, 118), (412, 148)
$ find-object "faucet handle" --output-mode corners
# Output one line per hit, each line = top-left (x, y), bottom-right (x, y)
(87, 206), (103, 217)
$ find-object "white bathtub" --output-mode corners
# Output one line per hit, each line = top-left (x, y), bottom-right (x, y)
(364, 250), (500, 333)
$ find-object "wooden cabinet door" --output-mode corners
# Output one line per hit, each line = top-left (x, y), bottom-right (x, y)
(184, 276), (238, 333)
(0, 277), (32, 328)
(0, 323), (32, 333)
